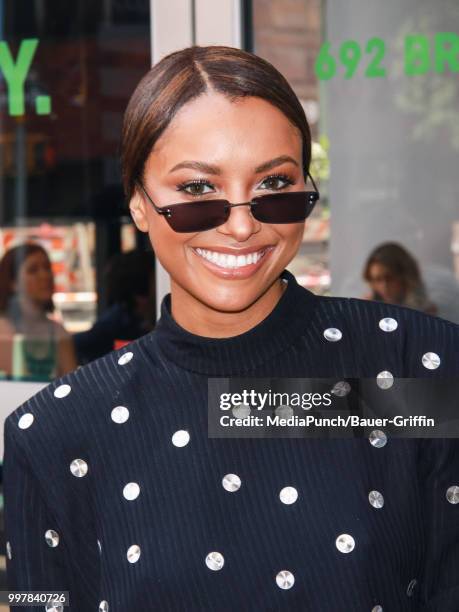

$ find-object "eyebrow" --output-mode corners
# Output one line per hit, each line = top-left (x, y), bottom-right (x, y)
(168, 155), (299, 175)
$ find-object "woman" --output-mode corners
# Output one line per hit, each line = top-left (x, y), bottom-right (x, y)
(73, 249), (156, 364)
(362, 242), (437, 315)
(3, 46), (459, 612)
(0, 243), (77, 381)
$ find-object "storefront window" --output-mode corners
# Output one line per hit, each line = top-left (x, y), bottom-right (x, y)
(0, 0), (151, 381)
(252, 0), (459, 324)
(252, 0), (329, 295)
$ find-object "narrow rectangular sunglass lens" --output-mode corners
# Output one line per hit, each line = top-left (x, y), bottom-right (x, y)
(168, 200), (229, 232)
(252, 192), (315, 223)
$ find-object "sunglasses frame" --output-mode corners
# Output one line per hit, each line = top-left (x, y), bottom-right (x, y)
(136, 172), (320, 232)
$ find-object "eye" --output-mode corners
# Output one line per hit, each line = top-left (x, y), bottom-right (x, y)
(259, 173), (295, 191)
(176, 178), (214, 197)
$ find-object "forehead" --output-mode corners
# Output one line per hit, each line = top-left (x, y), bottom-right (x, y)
(23, 250), (48, 266)
(149, 92), (302, 173)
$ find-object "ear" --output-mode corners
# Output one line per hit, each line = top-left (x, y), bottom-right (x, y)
(129, 188), (149, 233)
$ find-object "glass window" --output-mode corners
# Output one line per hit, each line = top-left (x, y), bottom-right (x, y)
(0, 0), (152, 381)
(251, 0), (459, 324)
(252, 0), (329, 296)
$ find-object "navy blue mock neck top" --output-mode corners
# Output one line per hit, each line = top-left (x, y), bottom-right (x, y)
(3, 268), (459, 611)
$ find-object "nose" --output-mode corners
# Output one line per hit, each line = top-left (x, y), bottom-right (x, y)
(216, 200), (262, 241)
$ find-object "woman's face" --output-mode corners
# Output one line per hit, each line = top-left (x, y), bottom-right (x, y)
(130, 91), (306, 312)
(15, 250), (54, 305)
(367, 262), (404, 304)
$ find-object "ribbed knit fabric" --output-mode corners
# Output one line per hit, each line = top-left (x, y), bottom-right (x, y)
(3, 269), (459, 611)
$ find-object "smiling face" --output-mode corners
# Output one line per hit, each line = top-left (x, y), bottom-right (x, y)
(15, 250), (54, 306)
(129, 91), (307, 331)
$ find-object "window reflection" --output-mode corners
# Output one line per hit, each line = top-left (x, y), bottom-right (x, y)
(0, 0), (152, 382)
(0, 242), (77, 380)
(251, 0), (459, 323)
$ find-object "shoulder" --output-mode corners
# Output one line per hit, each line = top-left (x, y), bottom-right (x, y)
(4, 331), (156, 450)
(49, 318), (71, 341)
(313, 294), (459, 376)
(0, 315), (15, 336)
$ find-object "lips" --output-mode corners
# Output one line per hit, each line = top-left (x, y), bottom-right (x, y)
(191, 245), (275, 279)
(194, 247), (270, 269)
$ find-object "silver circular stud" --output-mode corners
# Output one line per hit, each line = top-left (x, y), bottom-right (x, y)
(205, 551), (224, 571)
(323, 327), (342, 342)
(275, 404), (294, 417)
(331, 381), (351, 397)
(45, 529), (59, 548)
(232, 403), (251, 418)
(335, 533), (355, 553)
(376, 371), (394, 390)
(279, 486), (298, 505)
(422, 352), (440, 370)
(406, 578), (417, 597)
(111, 405), (130, 424)
(222, 474), (241, 492)
(369, 429), (387, 448)
(379, 317), (398, 332)
(99, 601), (109, 612)
(18, 413), (34, 429)
(45, 603), (64, 612)
(372, 606), (383, 612)
(276, 570), (295, 589)
(70, 458), (88, 478)
(127, 544), (141, 563)
(446, 485), (459, 504)
(118, 352), (133, 365)
(54, 384), (71, 398)
(123, 482), (140, 501)
(172, 430), (190, 447)
(368, 490), (384, 509)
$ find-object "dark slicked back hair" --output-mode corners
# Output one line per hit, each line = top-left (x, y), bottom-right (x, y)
(121, 45), (312, 201)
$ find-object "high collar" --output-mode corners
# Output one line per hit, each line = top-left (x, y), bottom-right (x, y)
(151, 269), (318, 376)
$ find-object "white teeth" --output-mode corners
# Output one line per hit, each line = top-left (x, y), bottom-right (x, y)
(195, 248), (267, 268)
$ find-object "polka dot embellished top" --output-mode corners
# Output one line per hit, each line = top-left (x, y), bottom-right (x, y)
(3, 268), (459, 612)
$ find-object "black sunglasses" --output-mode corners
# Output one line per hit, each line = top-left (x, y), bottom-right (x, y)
(136, 173), (320, 233)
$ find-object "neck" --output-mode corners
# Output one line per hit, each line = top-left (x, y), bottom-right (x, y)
(169, 277), (287, 338)
(18, 295), (47, 321)
(151, 269), (318, 376)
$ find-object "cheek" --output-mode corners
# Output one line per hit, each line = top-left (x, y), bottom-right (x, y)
(26, 274), (38, 289)
(147, 221), (191, 268)
(277, 223), (304, 252)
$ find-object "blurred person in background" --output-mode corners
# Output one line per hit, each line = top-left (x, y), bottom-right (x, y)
(362, 241), (437, 315)
(0, 243), (78, 381)
(73, 249), (156, 364)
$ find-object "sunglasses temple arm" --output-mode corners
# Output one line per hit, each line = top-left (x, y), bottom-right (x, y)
(137, 182), (168, 215)
(307, 172), (320, 198)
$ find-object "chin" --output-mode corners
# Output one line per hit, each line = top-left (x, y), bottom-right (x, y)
(203, 298), (256, 314)
(195, 283), (265, 313)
